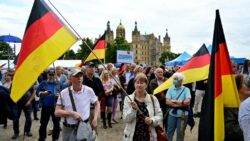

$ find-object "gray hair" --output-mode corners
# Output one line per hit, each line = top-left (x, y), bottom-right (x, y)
(244, 75), (250, 88)
(172, 72), (185, 81)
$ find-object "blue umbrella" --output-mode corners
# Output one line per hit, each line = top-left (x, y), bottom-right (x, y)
(0, 35), (22, 43)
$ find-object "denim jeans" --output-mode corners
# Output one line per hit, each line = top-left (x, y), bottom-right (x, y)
(166, 114), (187, 141)
(12, 105), (32, 134)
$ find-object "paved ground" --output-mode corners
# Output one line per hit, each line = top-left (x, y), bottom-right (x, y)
(0, 110), (199, 141)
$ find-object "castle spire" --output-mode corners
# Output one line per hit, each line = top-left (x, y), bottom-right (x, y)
(164, 28), (170, 43)
(134, 21), (138, 32)
(106, 21), (111, 31)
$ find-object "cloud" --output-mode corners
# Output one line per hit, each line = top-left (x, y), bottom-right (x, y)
(0, 0), (249, 59)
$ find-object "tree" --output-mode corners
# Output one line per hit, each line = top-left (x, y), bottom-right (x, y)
(159, 51), (180, 65)
(105, 43), (116, 63)
(75, 38), (94, 60)
(0, 42), (15, 59)
(114, 37), (131, 51)
(59, 49), (76, 60)
(105, 37), (131, 63)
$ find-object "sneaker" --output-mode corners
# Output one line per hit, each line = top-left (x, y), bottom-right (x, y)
(34, 117), (39, 120)
(25, 132), (33, 137)
(11, 134), (19, 139)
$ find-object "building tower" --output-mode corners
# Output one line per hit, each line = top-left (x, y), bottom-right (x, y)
(105, 21), (114, 43)
(116, 20), (125, 39)
(163, 28), (171, 51)
(132, 21), (141, 63)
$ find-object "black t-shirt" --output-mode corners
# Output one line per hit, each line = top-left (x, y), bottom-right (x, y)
(83, 76), (105, 98)
(196, 80), (207, 90)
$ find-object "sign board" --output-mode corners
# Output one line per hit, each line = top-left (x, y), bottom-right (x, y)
(116, 50), (134, 63)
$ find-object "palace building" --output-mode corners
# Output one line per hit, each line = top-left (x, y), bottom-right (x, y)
(105, 21), (171, 66)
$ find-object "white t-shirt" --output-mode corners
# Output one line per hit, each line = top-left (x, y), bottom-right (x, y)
(57, 85), (97, 124)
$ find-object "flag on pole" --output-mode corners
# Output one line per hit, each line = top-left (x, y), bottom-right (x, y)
(10, 0), (77, 102)
(198, 10), (240, 141)
(154, 44), (210, 94)
(84, 33), (106, 63)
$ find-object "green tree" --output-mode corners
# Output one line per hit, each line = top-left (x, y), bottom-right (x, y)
(0, 42), (15, 59)
(76, 38), (93, 60)
(159, 51), (180, 65)
(114, 37), (131, 50)
(105, 37), (131, 63)
(105, 43), (116, 63)
(59, 49), (76, 60)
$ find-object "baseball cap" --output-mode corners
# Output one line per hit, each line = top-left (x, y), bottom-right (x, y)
(47, 69), (55, 74)
(69, 68), (83, 77)
(85, 62), (95, 68)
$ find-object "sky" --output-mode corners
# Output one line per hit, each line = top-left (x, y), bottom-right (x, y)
(0, 0), (249, 58)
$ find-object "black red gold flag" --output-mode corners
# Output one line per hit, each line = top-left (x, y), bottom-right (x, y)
(198, 10), (240, 141)
(11, 0), (77, 102)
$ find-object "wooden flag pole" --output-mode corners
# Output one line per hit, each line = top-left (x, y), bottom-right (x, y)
(47, 0), (134, 103)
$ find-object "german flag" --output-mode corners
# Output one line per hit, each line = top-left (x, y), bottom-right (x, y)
(154, 44), (210, 94)
(198, 10), (240, 141)
(84, 32), (106, 63)
(10, 0), (77, 102)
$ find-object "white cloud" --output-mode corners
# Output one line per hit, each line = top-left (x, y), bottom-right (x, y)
(0, 0), (249, 59)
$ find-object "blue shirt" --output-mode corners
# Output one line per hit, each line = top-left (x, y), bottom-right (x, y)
(239, 97), (250, 141)
(125, 71), (135, 84)
(166, 86), (191, 117)
(36, 81), (61, 107)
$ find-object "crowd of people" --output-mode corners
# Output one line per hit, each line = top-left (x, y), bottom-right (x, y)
(0, 59), (249, 141)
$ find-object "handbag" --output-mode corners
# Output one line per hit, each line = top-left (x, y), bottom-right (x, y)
(150, 95), (168, 141)
(68, 87), (94, 141)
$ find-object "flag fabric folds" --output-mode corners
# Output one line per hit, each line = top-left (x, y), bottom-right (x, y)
(10, 0), (77, 102)
(198, 10), (240, 141)
(154, 44), (210, 94)
(84, 33), (106, 63)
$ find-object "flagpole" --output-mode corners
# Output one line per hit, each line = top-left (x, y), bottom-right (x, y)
(47, 0), (133, 102)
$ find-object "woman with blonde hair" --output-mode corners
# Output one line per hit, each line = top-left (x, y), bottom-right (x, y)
(123, 73), (163, 141)
(100, 70), (114, 128)
(110, 68), (121, 123)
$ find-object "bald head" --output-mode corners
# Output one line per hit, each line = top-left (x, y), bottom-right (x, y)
(155, 68), (164, 80)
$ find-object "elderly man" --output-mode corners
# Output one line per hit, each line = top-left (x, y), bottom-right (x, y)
(55, 68), (100, 141)
(165, 72), (191, 141)
(148, 67), (166, 94)
(55, 66), (68, 89)
(148, 67), (168, 123)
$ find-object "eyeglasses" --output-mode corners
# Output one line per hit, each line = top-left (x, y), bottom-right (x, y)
(48, 73), (55, 76)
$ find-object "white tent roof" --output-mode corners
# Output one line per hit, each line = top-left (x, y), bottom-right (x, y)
(0, 60), (82, 70)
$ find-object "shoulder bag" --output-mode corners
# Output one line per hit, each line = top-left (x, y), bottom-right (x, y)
(68, 87), (94, 141)
(150, 95), (168, 141)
